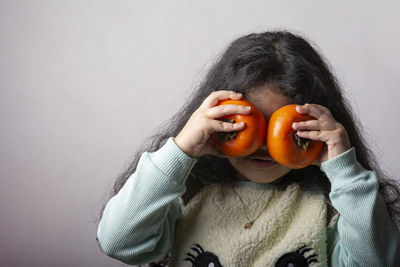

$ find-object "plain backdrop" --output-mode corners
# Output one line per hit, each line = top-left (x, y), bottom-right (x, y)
(1, 1), (399, 266)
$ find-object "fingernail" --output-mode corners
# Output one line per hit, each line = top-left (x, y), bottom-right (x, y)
(296, 105), (301, 112)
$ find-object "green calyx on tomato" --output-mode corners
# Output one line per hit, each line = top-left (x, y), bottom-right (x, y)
(216, 118), (238, 141)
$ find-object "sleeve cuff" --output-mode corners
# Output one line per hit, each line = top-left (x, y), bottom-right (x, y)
(149, 137), (198, 185)
(320, 147), (369, 191)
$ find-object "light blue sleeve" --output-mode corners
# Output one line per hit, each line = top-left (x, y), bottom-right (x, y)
(321, 147), (400, 267)
(97, 138), (197, 265)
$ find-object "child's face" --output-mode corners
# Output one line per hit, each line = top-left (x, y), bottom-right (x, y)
(228, 85), (293, 183)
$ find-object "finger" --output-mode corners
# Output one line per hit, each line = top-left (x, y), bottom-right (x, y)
(210, 120), (246, 133)
(296, 130), (329, 143)
(207, 104), (251, 119)
(292, 120), (320, 131)
(203, 91), (243, 108)
(296, 104), (331, 119)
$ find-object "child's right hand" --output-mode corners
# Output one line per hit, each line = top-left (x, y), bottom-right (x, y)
(174, 91), (252, 158)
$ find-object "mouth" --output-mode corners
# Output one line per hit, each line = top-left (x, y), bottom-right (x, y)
(247, 156), (277, 168)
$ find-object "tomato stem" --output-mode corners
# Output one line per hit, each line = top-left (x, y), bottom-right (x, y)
(294, 131), (311, 150)
(217, 118), (238, 141)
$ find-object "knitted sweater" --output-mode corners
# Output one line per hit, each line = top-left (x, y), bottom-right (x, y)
(97, 138), (400, 266)
(170, 182), (329, 266)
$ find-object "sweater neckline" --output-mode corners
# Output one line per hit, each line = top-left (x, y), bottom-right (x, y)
(231, 181), (286, 190)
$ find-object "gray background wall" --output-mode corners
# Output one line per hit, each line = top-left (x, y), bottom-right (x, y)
(1, 1), (399, 266)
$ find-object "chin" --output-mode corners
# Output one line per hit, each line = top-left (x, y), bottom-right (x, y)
(228, 157), (292, 183)
(240, 170), (289, 183)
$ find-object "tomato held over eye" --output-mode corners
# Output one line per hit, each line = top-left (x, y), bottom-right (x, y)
(266, 104), (323, 169)
(211, 99), (266, 157)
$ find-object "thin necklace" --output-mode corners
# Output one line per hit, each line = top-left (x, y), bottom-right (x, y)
(231, 183), (275, 230)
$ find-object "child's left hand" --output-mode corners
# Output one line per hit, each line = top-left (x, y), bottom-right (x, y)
(291, 103), (351, 166)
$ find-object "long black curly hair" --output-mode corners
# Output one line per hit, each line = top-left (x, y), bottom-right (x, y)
(100, 30), (400, 230)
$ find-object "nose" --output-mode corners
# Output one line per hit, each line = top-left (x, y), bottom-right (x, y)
(258, 143), (268, 151)
(261, 143), (267, 148)
(253, 144), (272, 157)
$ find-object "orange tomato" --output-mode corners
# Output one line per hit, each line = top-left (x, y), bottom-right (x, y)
(211, 99), (266, 157)
(266, 104), (323, 169)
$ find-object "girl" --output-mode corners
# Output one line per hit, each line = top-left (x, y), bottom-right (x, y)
(97, 31), (400, 266)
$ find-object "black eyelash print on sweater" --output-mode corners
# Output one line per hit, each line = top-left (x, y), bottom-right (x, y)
(275, 245), (318, 267)
(182, 243), (317, 267)
(184, 244), (223, 267)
